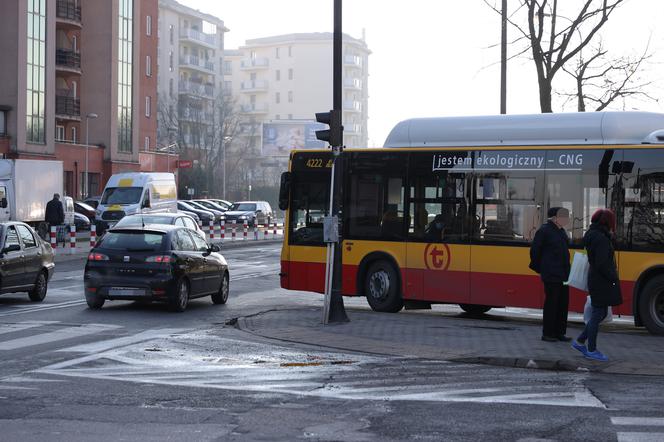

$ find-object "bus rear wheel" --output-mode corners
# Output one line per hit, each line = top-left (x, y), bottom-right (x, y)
(459, 304), (492, 315)
(639, 275), (664, 336)
(364, 260), (403, 313)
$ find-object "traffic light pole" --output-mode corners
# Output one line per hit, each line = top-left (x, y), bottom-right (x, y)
(322, 0), (349, 324)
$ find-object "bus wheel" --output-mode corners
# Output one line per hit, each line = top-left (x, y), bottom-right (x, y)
(364, 260), (403, 313)
(639, 275), (664, 335)
(459, 304), (492, 315)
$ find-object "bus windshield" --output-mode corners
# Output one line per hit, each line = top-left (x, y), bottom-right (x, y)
(101, 187), (143, 205)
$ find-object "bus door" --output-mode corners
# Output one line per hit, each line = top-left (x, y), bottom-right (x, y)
(471, 150), (545, 308)
(405, 152), (472, 303)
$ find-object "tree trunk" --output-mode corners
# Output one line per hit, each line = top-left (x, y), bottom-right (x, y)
(538, 79), (553, 113)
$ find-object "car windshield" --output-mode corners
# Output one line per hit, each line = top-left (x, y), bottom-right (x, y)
(97, 231), (166, 251)
(231, 203), (256, 211)
(101, 187), (143, 205)
(114, 215), (173, 227)
(76, 202), (95, 212)
(197, 201), (221, 210)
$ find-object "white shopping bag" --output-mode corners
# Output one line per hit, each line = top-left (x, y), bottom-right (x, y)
(567, 252), (589, 291)
(583, 296), (613, 324)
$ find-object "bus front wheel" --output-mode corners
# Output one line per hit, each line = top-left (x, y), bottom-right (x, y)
(364, 260), (403, 313)
(459, 304), (492, 315)
(639, 275), (664, 336)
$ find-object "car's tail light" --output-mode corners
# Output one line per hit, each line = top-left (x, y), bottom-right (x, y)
(146, 255), (174, 263)
(88, 252), (109, 261)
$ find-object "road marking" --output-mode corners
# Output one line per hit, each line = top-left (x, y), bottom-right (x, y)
(0, 321), (59, 335)
(58, 328), (187, 354)
(0, 300), (87, 317)
(612, 417), (664, 426)
(0, 323), (121, 350)
(617, 433), (664, 442)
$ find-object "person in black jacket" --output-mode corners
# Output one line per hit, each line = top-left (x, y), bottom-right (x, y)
(45, 193), (65, 230)
(529, 207), (571, 342)
(572, 209), (623, 362)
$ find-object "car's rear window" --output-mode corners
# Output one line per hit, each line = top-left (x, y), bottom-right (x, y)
(97, 231), (166, 251)
(115, 216), (173, 227)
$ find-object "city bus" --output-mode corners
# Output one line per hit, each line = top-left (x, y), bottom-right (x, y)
(279, 112), (664, 335)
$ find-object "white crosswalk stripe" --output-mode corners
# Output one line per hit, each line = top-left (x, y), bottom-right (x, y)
(611, 417), (664, 442)
(0, 323), (121, 350)
(0, 321), (59, 335)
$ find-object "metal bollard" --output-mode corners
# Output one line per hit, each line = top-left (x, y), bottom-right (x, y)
(209, 220), (214, 240)
(220, 220), (225, 241)
(50, 226), (57, 253)
(273, 221), (278, 237)
(232, 222), (236, 241)
(90, 224), (97, 248)
(254, 224), (258, 240)
(243, 220), (248, 240)
(264, 220), (268, 240)
(69, 225), (76, 254)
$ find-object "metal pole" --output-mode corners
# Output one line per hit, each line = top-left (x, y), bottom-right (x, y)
(222, 136), (226, 200)
(85, 117), (89, 199)
(500, 0), (507, 114)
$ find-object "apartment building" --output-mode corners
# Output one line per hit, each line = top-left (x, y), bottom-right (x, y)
(0, 0), (171, 199)
(224, 32), (370, 156)
(157, 0), (228, 151)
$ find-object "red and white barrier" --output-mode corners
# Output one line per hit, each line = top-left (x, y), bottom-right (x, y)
(208, 220), (214, 240)
(69, 225), (76, 254)
(232, 222), (236, 241)
(264, 221), (268, 240)
(253, 224), (258, 240)
(90, 224), (97, 247)
(220, 221), (225, 240)
(273, 221), (278, 237)
(50, 226), (57, 252)
(243, 220), (248, 240)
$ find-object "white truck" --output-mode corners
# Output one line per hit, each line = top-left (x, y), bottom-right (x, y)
(0, 159), (74, 238)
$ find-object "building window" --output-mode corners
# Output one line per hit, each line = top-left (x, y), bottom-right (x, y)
(145, 96), (151, 117)
(64, 171), (74, 198)
(71, 126), (77, 143)
(146, 55), (152, 76)
(288, 91), (293, 103)
(223, 60), (232, 75)
(276, 70), (280, 81)
(275, 92), (280, 104)
(73, 35), (78, 52)
(0, 110), (6, 136)
(169, 24), (174, 45)
(288, 46), (292, 57)
(117, 0), (134, 153)
(26, 0), (47, 144)
(288, 68), (293, 80)
(276, 47), (280, 58)
(56, 125), (65, 141)
(144, 136), (150, 150)
(80, 173), (101, 199)
(146, 15), (152, 36)
(169, 51), (173, 71)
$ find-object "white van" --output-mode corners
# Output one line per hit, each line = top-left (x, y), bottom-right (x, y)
(96, 172), (177, 228)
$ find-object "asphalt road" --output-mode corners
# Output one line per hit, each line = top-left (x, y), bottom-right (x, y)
(0, 243), (663, 442)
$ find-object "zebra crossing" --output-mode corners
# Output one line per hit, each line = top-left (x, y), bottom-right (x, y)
(611, 417), (664, 442)
(35, 331), (606, 408)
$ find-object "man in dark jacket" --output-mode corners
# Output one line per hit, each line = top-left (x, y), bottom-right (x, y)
(45, 193), (65, 230)
(529, 207), (571, 342)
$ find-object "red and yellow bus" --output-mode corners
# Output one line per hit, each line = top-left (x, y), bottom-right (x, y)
(279, 112), (664, 335)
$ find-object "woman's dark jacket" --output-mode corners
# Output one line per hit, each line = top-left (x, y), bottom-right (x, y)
(583, 223), (623, 307)
(529, 220), (570, 283)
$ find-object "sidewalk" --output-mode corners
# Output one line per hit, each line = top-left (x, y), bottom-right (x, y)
(235, 306), (664, 376)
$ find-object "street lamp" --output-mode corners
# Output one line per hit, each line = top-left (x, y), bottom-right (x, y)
(85, 113), (98, 199)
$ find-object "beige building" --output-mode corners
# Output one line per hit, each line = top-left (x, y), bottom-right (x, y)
(157, 0), (228, 150)
(224, 32), (371, 155)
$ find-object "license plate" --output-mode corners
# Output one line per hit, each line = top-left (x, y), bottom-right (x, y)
(109, 287), (145, 297)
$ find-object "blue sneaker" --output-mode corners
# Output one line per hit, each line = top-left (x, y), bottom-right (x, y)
(584, 350), (609, 362)
(572, 340), (588, 356)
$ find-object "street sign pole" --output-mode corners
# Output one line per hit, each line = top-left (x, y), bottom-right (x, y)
(322, 0), (349, 324)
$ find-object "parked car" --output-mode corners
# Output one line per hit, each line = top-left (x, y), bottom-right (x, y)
(75, 201), (97, 221)
(74, 212), (91, 231)
(177, 201), (214, 225)
(0, 222), (54, 302)
(112, 213), (202, 232)
(178, 210), (200, 224)
(193, 199), (229, 213)
(221, 201), (274, 227)
(84, 225), (229, 312)
(187, 201), (223, 221)
(208, 199), (232, 211)
(83, 196), (101, 209)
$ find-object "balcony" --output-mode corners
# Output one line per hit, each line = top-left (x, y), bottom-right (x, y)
(344, 54), (362, 68)
(55, 49), (81, 74)
(179, 28), (216, 48)
(344, 77), (362, 90)
(179, 55), (215, 73)
(178, 108), (215, 124)
(240, 80), (269, 92)
(178, 80), (215, 99)
(344, 100), (362, 112)
(241, 103), (269, 114)
(240, 58), (269, 70)
(56, 0), (81, 27)
(56, 95), (80, 120)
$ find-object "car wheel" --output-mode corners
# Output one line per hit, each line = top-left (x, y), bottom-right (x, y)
(639, 275), (664, 335)
(459, 304), (492, 315)
(364, 260), (403, 313)
(211, 272), (229, 305)
(86, 294), (105, 309)
(170, 278), (189, 312)
(28, 271), (48, 302)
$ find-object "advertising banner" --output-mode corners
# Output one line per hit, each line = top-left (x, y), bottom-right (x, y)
(262, 122), (326, 156)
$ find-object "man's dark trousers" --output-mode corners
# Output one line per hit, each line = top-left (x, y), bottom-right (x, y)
(543, 282), (569, 338)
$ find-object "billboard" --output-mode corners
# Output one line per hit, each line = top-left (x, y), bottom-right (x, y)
(262, 122), (326, 157)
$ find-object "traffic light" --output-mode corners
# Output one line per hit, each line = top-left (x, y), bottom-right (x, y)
(315, 109), (343, 147)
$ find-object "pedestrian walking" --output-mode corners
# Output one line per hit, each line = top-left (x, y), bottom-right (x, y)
(529, 207), (571, 342)
(572, 209), (623, 362)
(45, 193), (65, 232)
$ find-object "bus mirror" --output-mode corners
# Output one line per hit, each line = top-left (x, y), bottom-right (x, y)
(278, 172), (291, 210)
(0, 198), (6, 209)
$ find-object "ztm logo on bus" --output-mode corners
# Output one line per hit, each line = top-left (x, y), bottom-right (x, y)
(424, 243), (451, 271)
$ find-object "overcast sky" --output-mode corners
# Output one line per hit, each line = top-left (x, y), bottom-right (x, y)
(182, 0), (664, 146)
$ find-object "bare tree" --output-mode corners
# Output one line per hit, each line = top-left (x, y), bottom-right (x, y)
(485, 0), (635, 113)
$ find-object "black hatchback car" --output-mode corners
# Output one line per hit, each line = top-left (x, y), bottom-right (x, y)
(0, 222), (54, 302)
(84, 225), (229, 312)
